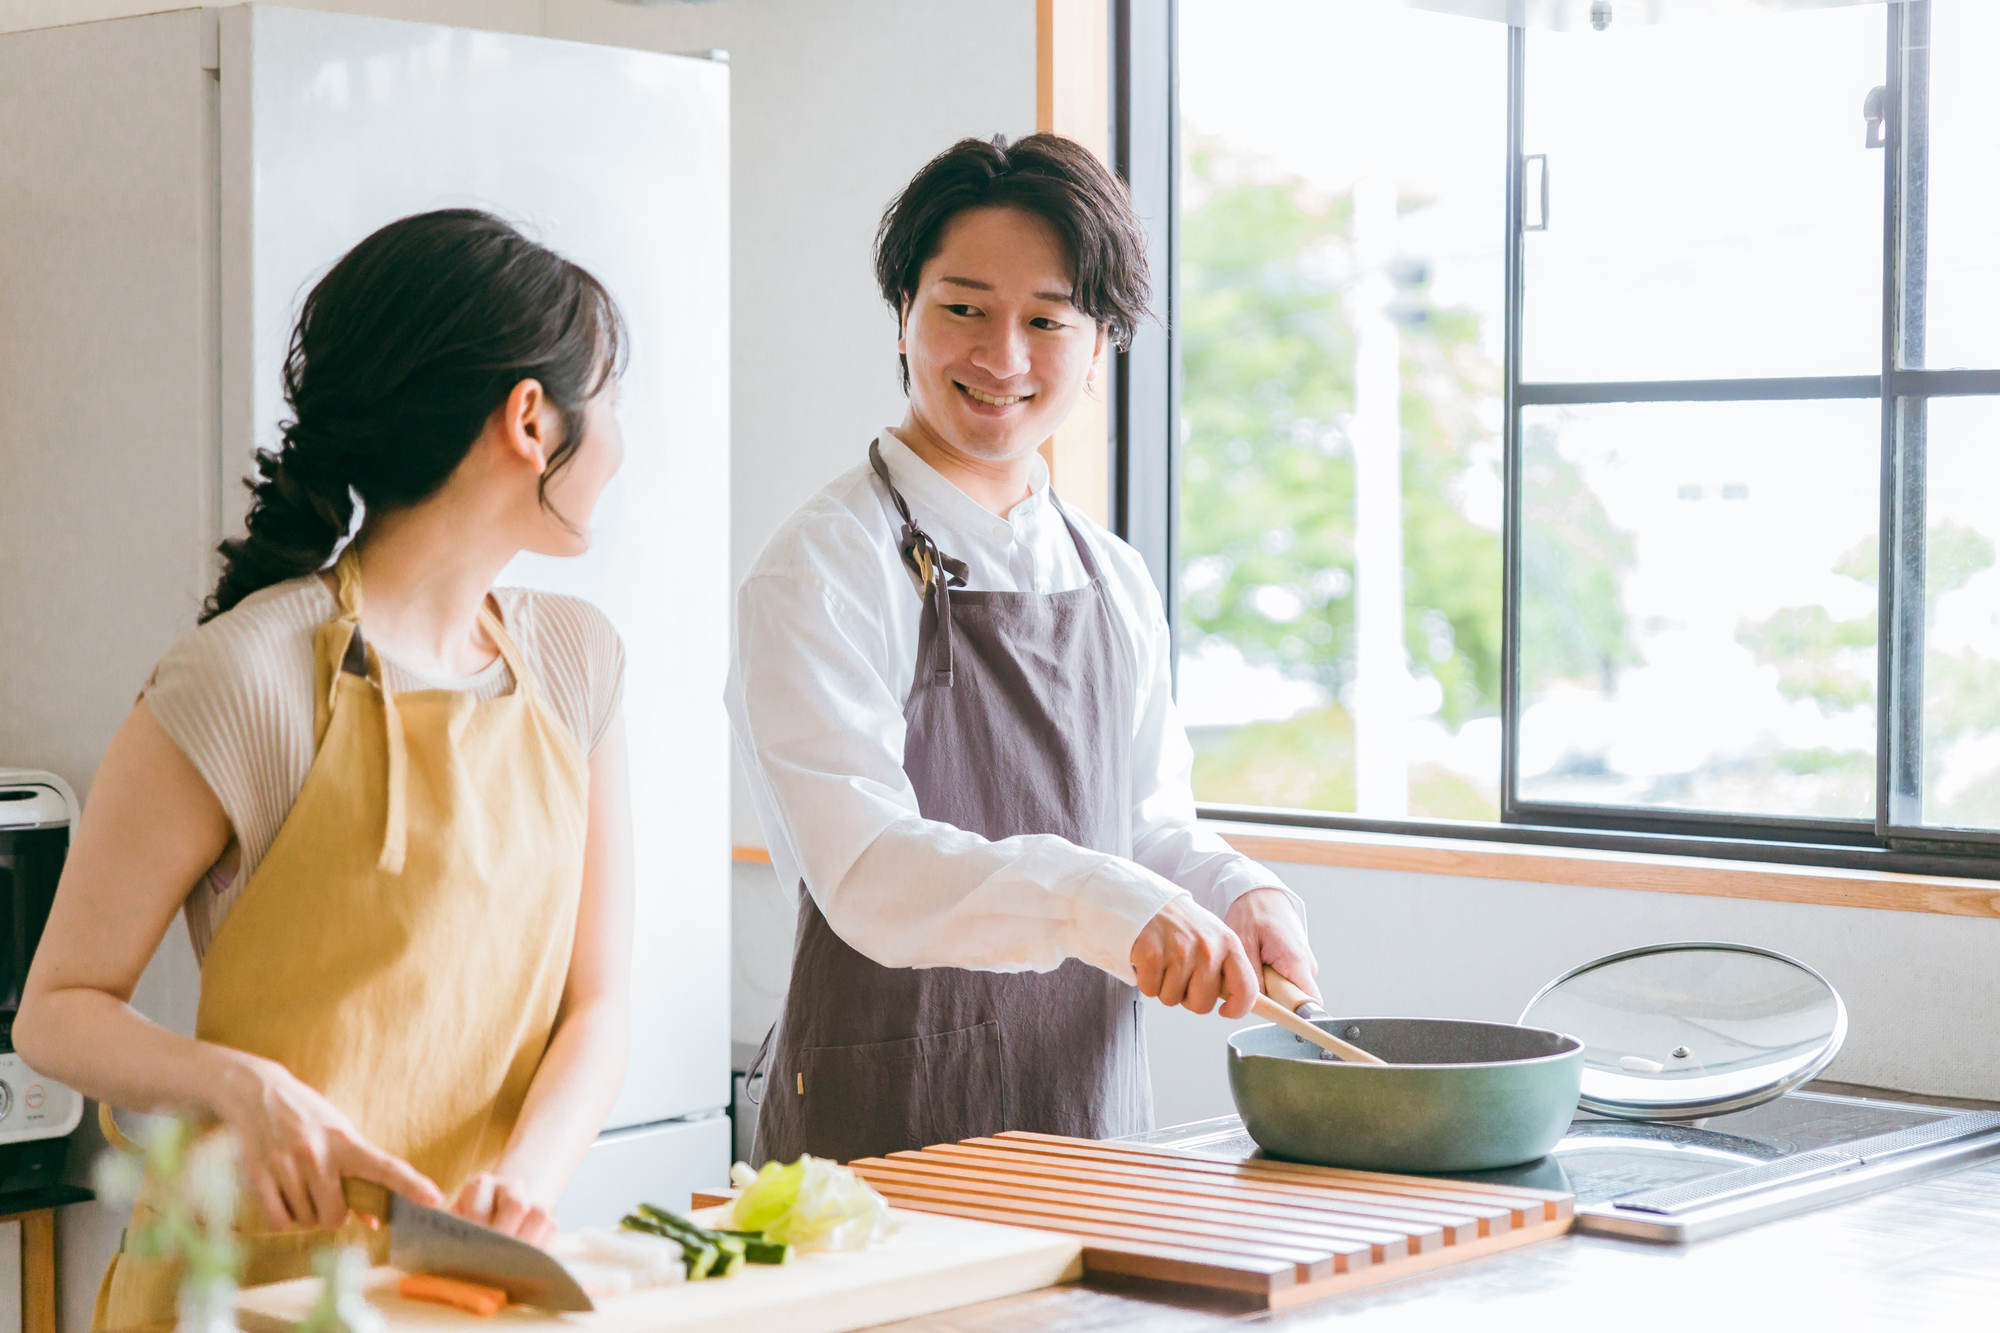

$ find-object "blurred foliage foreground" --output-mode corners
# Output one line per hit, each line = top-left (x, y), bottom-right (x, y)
(1178, 140), (1626, 819)
(1181, 138), (2000, 829)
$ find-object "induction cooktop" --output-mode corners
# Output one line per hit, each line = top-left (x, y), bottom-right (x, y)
(1126, 1090), (2000, 1242)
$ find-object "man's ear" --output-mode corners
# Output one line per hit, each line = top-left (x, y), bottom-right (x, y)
(896, 299), (911, 357)
(1087, 327), (1108, 386)
(499, 378), (551, 473)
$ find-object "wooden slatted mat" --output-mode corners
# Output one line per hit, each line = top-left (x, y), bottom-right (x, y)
(845, 1131), (1574, 1310)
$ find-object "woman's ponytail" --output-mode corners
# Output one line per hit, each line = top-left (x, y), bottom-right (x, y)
(200, 209), (625, 622)
(206, 433), (356, 619)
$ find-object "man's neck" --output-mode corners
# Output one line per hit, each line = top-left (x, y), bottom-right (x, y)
(894, 412), (1037, 517)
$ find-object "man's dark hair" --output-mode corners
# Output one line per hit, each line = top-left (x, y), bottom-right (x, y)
(874, 133), (1152, 391)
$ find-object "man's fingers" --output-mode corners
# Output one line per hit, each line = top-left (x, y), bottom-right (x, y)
(1181, 937), (1225, 1014)
(1218, 938), (1258, 1021)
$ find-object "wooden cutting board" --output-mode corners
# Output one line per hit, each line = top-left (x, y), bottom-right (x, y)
(233, 1208), (1082, 1333)
(840, 1132), (1575, 1310)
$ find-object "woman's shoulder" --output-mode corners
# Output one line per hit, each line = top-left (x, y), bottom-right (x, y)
(491, 587), (625, 753)
(147, 575), (332, 700)
(490, 588), (621, 661)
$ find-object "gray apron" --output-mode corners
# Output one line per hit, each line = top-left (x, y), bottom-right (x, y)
(751, 443), (1152, 1165)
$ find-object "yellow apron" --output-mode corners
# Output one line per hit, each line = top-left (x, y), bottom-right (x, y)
(96, 550), (589, 1331)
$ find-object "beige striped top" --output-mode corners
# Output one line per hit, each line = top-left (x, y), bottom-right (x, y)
(142, 574), (624, 959)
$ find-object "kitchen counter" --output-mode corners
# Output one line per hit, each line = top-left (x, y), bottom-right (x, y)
(865, 1087), (2000, 1331)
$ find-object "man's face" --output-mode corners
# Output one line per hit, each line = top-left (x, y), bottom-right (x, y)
(899, 205), (1106, 464)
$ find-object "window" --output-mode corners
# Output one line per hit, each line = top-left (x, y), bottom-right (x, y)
(1113, 0), (2000, 870)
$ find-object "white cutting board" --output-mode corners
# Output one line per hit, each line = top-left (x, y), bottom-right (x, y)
(234, 1211), (1082, 1333)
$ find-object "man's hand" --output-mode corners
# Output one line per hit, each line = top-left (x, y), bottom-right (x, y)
(1225, 886), (1320, 1004)
(1130, 896), (1259, 1020)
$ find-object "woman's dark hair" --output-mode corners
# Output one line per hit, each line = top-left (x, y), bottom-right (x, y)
(203, 208), (626, 621)
(874, 133), (1152, 391)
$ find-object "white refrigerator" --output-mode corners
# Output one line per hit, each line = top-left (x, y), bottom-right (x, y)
(0, 4), (732, 1308)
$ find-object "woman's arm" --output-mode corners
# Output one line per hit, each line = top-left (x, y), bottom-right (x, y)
(454, 711), (634, 1245)
(16, 702), (443, 1230)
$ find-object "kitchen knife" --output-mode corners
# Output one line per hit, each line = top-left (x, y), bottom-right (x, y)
(386, 1192), (595, 1312)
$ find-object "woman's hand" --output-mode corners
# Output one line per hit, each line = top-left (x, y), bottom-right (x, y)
(452, 1173), (558, 1248)
(1224, 887), (1320, 1004)
(1130, 895), (1260, 1019)
(215, 1051), (443, 1232)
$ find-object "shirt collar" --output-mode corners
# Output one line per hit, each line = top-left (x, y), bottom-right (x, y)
(875, 429), (1050, 546)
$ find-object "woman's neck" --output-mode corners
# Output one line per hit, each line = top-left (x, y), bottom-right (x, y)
(344, 500), (518, 680)
(894, 411), (1038, 517)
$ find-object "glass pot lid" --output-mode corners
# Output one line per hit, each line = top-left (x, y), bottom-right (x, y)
(1518, 942), (1848, 1120)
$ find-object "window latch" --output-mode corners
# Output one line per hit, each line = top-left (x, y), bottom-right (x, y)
(1522, 154), (1550, 232)
(1864, 86), (1887, 149)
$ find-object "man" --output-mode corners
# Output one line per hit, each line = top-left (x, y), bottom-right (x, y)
(728, 134), (1317, 1165)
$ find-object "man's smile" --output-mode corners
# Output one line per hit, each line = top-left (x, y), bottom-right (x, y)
(957, 382), (1032, 407)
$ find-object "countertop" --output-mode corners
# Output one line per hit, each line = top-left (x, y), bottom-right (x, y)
(864, 1084), (2000, 1332)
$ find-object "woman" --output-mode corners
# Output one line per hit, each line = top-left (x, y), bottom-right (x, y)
(17, 209), (634, 1331)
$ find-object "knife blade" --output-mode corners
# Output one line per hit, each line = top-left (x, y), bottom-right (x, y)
(387, 1193), (594, 1312)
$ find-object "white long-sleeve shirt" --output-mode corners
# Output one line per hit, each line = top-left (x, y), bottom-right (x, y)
(726, 429), (1296, 985)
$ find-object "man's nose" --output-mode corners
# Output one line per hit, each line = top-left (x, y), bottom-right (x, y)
(971, 320), (1031, 381)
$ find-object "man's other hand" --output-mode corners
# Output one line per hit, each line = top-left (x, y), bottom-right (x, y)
(1225, 886), (1320, 1004)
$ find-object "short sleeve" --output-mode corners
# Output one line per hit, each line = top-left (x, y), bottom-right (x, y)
(505, 591), (625, 758)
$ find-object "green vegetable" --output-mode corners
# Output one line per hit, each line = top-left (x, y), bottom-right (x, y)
(724, 1160), (806, 1236)
(620, 1215), (716, 1279)
(634, 1204), (748, 1259)
(722, 1156), (898, 1252)
(717, 1232), (794, 1265)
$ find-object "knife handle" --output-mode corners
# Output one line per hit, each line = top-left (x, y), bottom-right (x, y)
(343, 1177), (392, 1222)
(1261, 964), (1320, 1016)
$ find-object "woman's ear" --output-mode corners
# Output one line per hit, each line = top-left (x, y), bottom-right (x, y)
(499, 378), (553, 473)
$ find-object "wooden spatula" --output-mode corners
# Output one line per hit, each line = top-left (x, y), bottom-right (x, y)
(1250, 965), (1388, 1064)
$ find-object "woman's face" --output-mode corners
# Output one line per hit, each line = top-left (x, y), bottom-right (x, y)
(899, 206), (1106, 464)
(531, 376), (624, 556)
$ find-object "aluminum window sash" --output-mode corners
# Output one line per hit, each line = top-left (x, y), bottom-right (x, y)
(1112, 0), (1178, 611)
(1892, 369), (2000, 397)
(1518, 376), (1880, 404)
(1198, 802), (2000, 881)
(1500, 22), (1529, 823)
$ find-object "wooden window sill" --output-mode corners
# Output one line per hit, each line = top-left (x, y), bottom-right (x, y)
(1203, 820), (2000, 919)
(733, 826), (2000, 917)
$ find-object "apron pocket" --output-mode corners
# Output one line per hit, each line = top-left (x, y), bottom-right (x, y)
(800, 1020), (1005, 1163)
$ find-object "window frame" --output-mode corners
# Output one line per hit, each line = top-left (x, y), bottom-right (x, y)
(1118, 0), (2000, 877)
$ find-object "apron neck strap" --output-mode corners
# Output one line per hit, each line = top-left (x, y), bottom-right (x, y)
(1044, 489), (1104, 583)
(870, 439), (966, 687)
(324, 548), (539, 876)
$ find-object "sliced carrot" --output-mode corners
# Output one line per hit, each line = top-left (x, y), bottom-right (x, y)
(397, 1273), (509, 1317)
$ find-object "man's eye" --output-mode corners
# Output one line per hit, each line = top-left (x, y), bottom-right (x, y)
(1031, 317), (1067, 331)
(945, 304), (979, 317)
